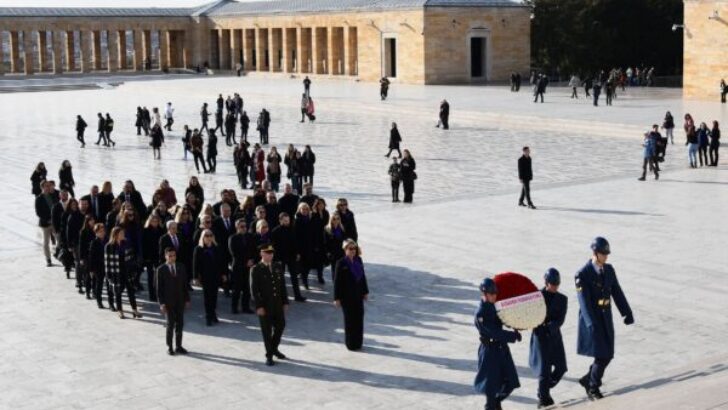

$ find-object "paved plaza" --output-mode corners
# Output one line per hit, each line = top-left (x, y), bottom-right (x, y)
(1, 75), (728, 409)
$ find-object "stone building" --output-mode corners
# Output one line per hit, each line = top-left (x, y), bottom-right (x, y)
(683, 0), (728, 100)
(0, 0), (530, 84)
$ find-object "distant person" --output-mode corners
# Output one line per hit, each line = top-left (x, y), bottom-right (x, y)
(662, 111), (675, 145)
(437, 99), (450, 130)
(164, 102), (174, 131)
(388, 158), (401, 202)
(569, 75), (580, 99)
(638, 126), (659, 181)
(303, 76), (311, 97)
(200, 103), (211, 133)
(380, 77), (390, 100)
(104, 113), (116, 147)
(518, 146), (536, 209)
(95, 113), (108, 146)
(400, 150), (417, 203)
(721, 79), (727, 103)
(709, 120), (720, 166)
(75, 115), (87, 148)
(385, 122), (402, 158)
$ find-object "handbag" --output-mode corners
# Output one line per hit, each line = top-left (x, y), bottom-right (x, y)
(412, 171), (418, 180)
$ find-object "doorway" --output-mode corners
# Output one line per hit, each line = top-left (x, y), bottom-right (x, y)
(470, 37), (486, 79)
(383, 37), (397, 78)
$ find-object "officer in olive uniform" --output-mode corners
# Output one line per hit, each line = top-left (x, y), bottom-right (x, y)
(575, 237), (634, 400)
(529, 268), (568, 408)
(251, 244), (289, 366)
(474, 278), (522, 410)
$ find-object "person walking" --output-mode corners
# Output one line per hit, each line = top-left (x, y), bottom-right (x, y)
(135, 107), (144, 135)
(529, 269), (568, 408)
(300, 94), (309, 123)
(104, 113), (116, 147)
(437, 99), (450, 129)
(388, 158), (401, 203)
(400, 150), (417, 203)
(662, 111), (675, 145)
(229, 219), (256, 314)
(592, 81), (602, 107)
(380, 77), (390, 100)
(164, 102), (174, 132)
(105, 226), (142, 319)
(697, 122), (710, 167)
(474, 277), (522, 410)
(251, 244), (290, 366)
(385, 122), (402, 158)
(88, 223), (112, 310)
(225, 112), (237, 146)
(639, 127), (660, 181)
(576, 237), (634, 401)
(35, 180), (57, 266)
(303, 76), (311, 97)
(301, 145), (316, 185)
(267, 147), (282, 192)
(142, 214), (165, 301)
(685, 114), (698, 168)
(334, 239), (369, 351)
(271, 213), (306, 302)
(75, 115), (88, 147)
(200, 103), (211, 133)
(207, 130), (218, 173)
(518, 147), (536, 209)
(533, 74), (546, 103)
(30, 162), (47, 197)
(95, 113), (108, 146)
(151, 124), (164, 160)
(709, 120), (721, 166)
(721, 79), (727, 104)
(193, 228), (224, 326)
(569, 75), (580, 99)
(190, 130), (208, 174)
(157, 247), (190, 356)
(142, 106), (151, 136)
(59, 160), (76, 198)
(240, 110), (250, 142)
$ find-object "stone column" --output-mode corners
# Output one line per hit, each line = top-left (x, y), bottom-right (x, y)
(282, 28), (290, 73)
(159, 30), (169, 70)
(38, 31), (48, 72)
(52, 31), (64, 74)
(345, 26), (358, 76)
(328, 27), (343, 75)
(269, 29), (279, 72)
(80, 30), (93, 73)
(92, 30), (102, 70)
(231, 29), (241, 70)
(10, 31), (20, 73)
(107, 30), (119, 72)
(143, 30), (152, 70)
(23, 30), (36, 75)
(65, 31), (75, 71)
(243, 29), (254, 71)
(311, 28), (320, 74)
(118, 31), (127, 69)
(218, 29), (230, 70)
(255, 28), (264, 71)
(133, 30), (144, 71)
(0, 36), (4, 75)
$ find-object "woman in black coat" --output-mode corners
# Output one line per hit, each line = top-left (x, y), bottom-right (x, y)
(194, 229), (224, 326)
(150, 124), (164, 159)
(142, 214), (164, 301)
(324, 212), (346, 280)
(59, 160), (75, 198)
(334, 239), (369, 351)
(88, 223), (112, 310)
(78, 215), (97, 299)
(64, 198), (82, 282)
(105, 226), (141, 319)
(31, 162), (47, 196)
(302, 145), (316, 185)
(399, 149), (417, 203)
(311, 198), (329, 284)
(385, 122), (402, 158)
(135, 106), (144, 135)
(207, 131), (218, 173)
(294, 203), (316, 289)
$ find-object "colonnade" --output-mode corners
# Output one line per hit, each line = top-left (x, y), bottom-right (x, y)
(210, 25), (358, 76)
(0, 28), (189, 75)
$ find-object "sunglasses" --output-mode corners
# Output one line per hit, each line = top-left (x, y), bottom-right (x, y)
(204, 234), (214, 238)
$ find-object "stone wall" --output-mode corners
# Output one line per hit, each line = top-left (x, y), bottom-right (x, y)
(683, 0), (728, 100)
(423, 6), (530, 84)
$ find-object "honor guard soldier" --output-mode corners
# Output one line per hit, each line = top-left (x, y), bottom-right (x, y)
(575, 237), (634, 400)
(529, 268), (568, 408)
(474, 278), (522, 410)
(251, 244), (289, 366)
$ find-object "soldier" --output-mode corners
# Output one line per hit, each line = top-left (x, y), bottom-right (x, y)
(474, 278), (521, 410)
(576, 237), (634, 400)
(529, 268), (568, 408)
(251, 244), (289, 366)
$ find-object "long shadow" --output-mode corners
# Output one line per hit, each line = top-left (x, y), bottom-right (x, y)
(660, 178), (728, 186)
(539, 205), (664, 217)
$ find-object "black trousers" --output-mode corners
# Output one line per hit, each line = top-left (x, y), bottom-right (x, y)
(77, 130), (85, 145)
(519, 180), (533, 205)
(213, 122), (225, 136)
(391, 180), (400, 201)
(280, 260), (303, 298)
(699, 145), (708, 166)
(115, 273), (137, 312)
(403, 180), (414, 203)
(710, 144), (720, 165)
(106, 130), (115, 145)
(94, 271), (114, 308)
(440, 116), (449, 130)
(386, 148), (402, 158)
(202, 283), (218, 320)
(571, 87), (578, 98)
(534, 92), (544, 103)
(231, 267), (251, 312)
(586, 357), (612, 389)
(96, 130), (108, 145)
(200, 121), (209, 133)
(259, 311), (285, 358)
(641, 157), (658, 178)
(165, 117), (173, 131)
(303, 174), (314, 185)
(537, 354), (567, 399)
(193, 151), (208, 173)
(342, 301), (364, 350)
(144, 263), (157, 301)
(207, 155), (217, 172)
(241, 126), (248, 141)
(165, 306), (184, 349)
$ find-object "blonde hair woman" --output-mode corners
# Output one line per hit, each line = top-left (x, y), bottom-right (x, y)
(193, 228), (223, 326)
(333, 239), (369, 351)
(105, 226), (142, 319)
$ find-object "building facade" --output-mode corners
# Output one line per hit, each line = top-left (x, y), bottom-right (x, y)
(684, 0), (728, 99)
(0, 0), (530, 84)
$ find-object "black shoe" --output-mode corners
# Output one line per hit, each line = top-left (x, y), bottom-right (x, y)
(187, 285), (194, 291)
(638, 176), (646, 181)
(588, 388), (604, 400)
(318, 277), (325, 285)
(86, 294), (92, 300)
(537, 396), (555, 408)
(579, 375), (590, 393)
(110, 306), (117, 312)
(78, 288), (84, 294)
(273, 350), (287, 359)
(46, 259), (52, 267)
(294, 296), (307, 302)
(168, 348), (175, 356)
(232, 309), (240, 314)
(206, 319), (212, 326)
(303, 278), (310, 290)
(655, 173), (659, 180)
(212, 316), (219, 323)
(518, 202), (526, 207)
(242, 308), (255, 314)
(97, 303), (105, 309)
(528, 204), (537, 210)
(265, 357), (275, 366)
(175, 346), (189, 355)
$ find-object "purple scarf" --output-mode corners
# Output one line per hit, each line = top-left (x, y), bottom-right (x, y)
(333, 226), (344, 239)
(345, 256), (364, 282)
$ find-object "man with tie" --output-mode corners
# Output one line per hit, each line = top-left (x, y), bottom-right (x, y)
(157, 247), (190, 356)
(212, 203), (236, 296)
(159, 222), (191, 290)
(81, 185), (101, 220)
(229, 219), (256, 314)
(575, 237), (634, 401)
(251, 244), (289, 366)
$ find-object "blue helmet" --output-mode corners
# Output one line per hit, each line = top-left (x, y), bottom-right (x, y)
(591, 237), (611, 255)
(544, 268), (561, 285)
(479, 278), (498, 294)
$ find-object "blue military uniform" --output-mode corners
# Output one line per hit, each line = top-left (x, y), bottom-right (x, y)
(474, 300), (521, 410)
(529, 288), (568, 402)
(575, 260), (633, 392)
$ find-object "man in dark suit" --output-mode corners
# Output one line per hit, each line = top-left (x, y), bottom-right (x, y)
(278, 184), (300, 218)
(518, 146), (536, 209)
(81, 185), (101, 221)
(271, 213), (306, 302)
(229, 219), (256, 313)
(95, 113), (108, 146)
(159, 221), (191, 291)
(213, 203), (236, 296)
(251, 244), (289, 366)
(35, 181), (57, 266)
(117, 180), (147, 220)
(156, 247), (190, 356)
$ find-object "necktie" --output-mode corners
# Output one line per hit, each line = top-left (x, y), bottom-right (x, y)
(225, 218), (230, 230)
(170, 264), (176, 277)
(172, 236), (178, 249)
(93, 197), (98, 215)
